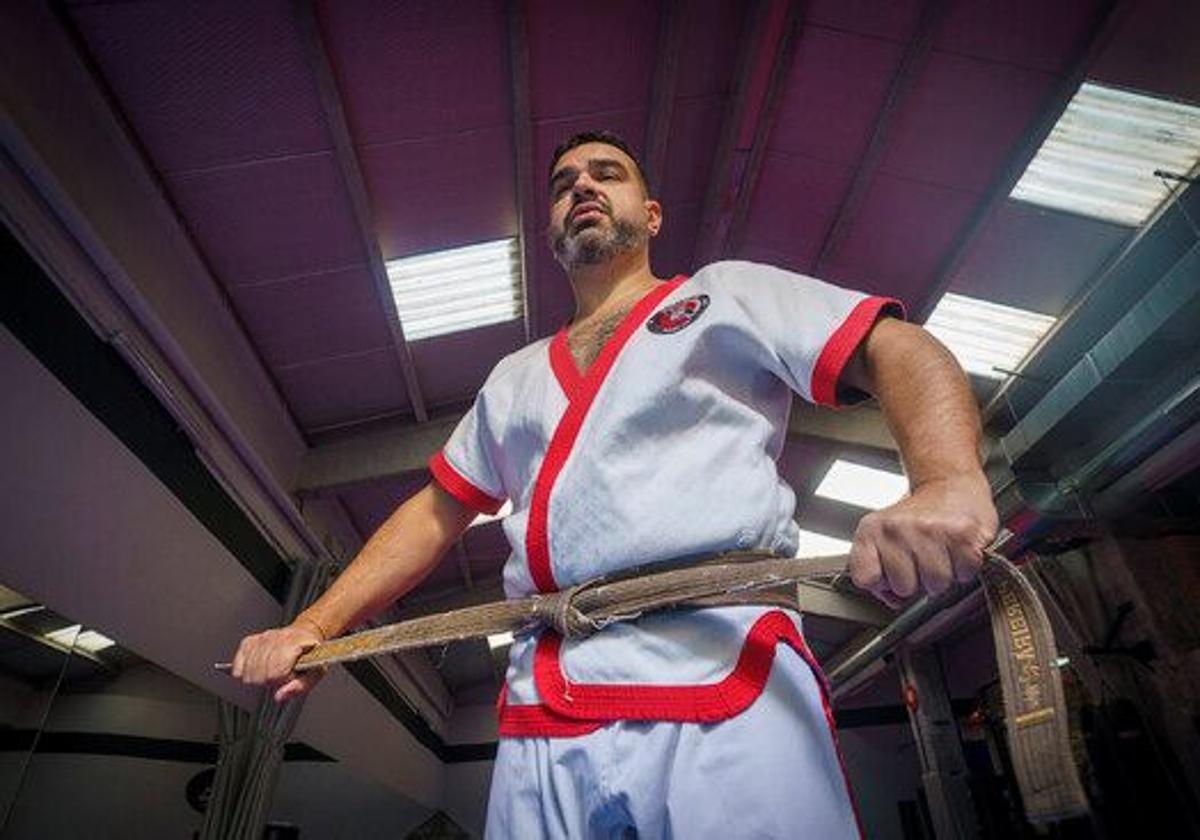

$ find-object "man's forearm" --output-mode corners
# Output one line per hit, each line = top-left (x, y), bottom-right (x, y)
(294, 483), (475, 639)
(859, 318), (984, 487)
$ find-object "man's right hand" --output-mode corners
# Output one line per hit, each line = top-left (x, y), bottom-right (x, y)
(230, 619), (326, 704)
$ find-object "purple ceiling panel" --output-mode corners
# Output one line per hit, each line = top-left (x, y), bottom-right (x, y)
(318, 0), (510, 145)
(770, 26), (905, 168)
(530, 248), (576, 338)
(526, 0), (659, 119)
(1091, 0), (1200, 104)
(661, 96), (726, 207)
(740, 152), (852, 268)
(675, 0), (748, 99)
(168, 153), (363, 285)
(410, 320), (527, 407)
(822, 173), (978, 307)
(778, 437), (833, 494)
(652, 201), (702, 277)
(952, 200), (1128, 315)
(934, 0), (1105, 74)
(226, 266), (393, 369)
(461, 521), (510, 561)
(275, 348), (411, 432)
(69, 1), (328, 174)
(533, 109), (648, 231)
(736, 243), (815, 277)
(361, 127), (519, 260)
(806, 0), (923, 44)
(879, 52), (1055, 193)
(339, 473), (428, 538)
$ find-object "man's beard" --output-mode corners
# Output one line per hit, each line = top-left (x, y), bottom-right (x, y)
(551, 214), (647, 269)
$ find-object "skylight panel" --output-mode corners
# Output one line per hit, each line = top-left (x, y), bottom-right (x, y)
(794, 529), (852, 558)
(1010, 81), (1200, 226)
(815, 460), (908, 511)
(925, 292), (1056, 380)
(386, 238), (523, 340)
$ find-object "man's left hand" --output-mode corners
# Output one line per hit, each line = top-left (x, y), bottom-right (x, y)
(847, 472), (998, 607)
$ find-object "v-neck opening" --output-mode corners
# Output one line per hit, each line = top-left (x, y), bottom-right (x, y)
(550, 275), (688, 397)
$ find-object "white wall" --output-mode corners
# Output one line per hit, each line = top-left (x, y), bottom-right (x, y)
(0, 662), (433, 838)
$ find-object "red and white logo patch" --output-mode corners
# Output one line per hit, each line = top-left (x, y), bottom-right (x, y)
(646, 294), (710, 334)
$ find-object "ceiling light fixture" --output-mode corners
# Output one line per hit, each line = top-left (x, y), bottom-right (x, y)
(814, 460), (908, 511)
(1010, 81), (1200, 226)
(925, 292), (1056, 380)
(471, 499), (513, 529)
(44, 624), (116, 653)
(386, 238), (523, 340)
(487, 631), (514, 651)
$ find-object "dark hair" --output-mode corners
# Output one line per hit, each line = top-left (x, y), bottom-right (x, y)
(548, 130), (648, 194)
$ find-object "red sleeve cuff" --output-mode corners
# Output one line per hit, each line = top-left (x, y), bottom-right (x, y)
(811, 296), (905, 407)
(428, 450), (505, 515)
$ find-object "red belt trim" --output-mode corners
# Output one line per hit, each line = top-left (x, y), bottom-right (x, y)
(526, 275), (689, 593)
(495, 609), (863, 836)
(810, 296), (904, 407)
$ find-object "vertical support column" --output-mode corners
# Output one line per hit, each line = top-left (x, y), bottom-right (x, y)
(899, 647), (979, 839)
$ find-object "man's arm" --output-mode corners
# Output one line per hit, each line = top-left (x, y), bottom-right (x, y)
(840, 317), (999, 604)
(230, 481), (476, 702)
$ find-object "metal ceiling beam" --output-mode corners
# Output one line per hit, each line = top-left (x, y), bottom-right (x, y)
(296, 0), (429, 422)
(295, 414), (461, 495)
(694, 0), (802, 266)
(295, 402), (895, 494)
(909, 0), (1129, 323)
(506, 0), (538, 342)
(642, 0), (684, 196)
(812, 0), (948, 275)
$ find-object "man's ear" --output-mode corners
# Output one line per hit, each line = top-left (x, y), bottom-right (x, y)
(645, 199), (663, 237)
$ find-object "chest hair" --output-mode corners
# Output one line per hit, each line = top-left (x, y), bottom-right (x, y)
(567, 305), (634, 374)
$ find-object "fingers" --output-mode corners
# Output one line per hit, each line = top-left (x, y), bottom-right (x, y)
(273, 669), (326, 704)
(227, 626), (322, 697)
(850, 509), (968, 602)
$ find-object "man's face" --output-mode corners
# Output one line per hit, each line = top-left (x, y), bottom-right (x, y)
(547, 142), (662, 269)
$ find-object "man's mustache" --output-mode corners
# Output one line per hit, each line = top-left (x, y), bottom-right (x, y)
(567, 199), (609, 225)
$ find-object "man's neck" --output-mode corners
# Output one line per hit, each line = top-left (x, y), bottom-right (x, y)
(567, 250), (662, 324)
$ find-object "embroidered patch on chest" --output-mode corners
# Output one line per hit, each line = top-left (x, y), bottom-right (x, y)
(646, 294), (710, 334)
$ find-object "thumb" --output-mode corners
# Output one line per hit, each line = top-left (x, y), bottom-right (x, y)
(272, 669), (325, 704)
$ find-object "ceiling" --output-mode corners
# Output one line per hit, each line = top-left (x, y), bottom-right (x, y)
(20, 0), (1200, 697)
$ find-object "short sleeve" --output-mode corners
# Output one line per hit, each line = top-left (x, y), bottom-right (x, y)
(428, 392), (507, 515)
(718, 260), (904, 407)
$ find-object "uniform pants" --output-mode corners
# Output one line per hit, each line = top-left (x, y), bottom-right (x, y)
(484, 650), (860, 839)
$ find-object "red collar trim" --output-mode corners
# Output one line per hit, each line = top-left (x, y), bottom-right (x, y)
(526, 275), (689, 593)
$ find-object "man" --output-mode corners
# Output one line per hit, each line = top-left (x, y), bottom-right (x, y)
(231, 130), (998, 837)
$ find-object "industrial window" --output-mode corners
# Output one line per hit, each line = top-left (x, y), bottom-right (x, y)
(814, 460), (909, 511)
(794, 529), (852, 558)
(1010, 81), (1200, 226)
(386, 238), (524, 340)
(925, 292), (1056, 380)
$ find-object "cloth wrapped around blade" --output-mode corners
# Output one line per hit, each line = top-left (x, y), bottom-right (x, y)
(228, 547), (1089, 824)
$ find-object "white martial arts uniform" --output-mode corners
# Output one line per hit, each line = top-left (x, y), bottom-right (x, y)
(428, 261), (901, 839)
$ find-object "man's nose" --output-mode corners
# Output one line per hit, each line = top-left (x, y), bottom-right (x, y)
(571, 173), (598, 198)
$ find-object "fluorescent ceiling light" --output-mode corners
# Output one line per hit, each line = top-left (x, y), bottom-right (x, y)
(1010, 81), (1200, 226)
(487, 631), (514, 650)
(471, 499), (513, 529)
(815, 460), (908, 511)
(386, 238), (523, 340)
(44, 624), (116, 653)
(794, 529), (852, 558)
(925, 292), (1056, 380)
(0, 604), (44, 620)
